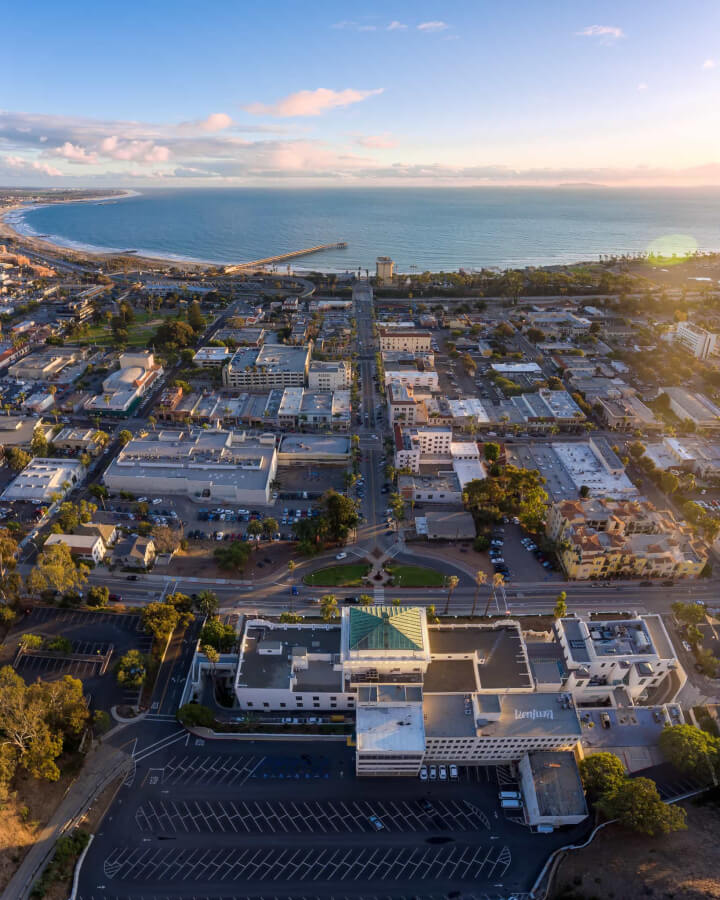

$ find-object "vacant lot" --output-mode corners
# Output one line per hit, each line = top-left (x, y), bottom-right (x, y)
(552, 799), (720, 900)
(304, 563), (370, 587)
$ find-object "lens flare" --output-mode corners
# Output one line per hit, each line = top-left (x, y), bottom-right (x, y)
(645, 233), (698, 264)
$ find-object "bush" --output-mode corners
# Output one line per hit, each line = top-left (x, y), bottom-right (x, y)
(177, 703), (215, 727)
(473, 534), (490, 552)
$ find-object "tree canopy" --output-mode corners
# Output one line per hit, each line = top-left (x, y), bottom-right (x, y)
(463, 464), (548, 530)
(579, 752), (627, 800)
(141, 601), (179, 641)
(27, 543), (88, 597)
(214, 540), (251, 573)
(659, 724), (720, 779)
(599, 777), (686, 836)
(199, 616), (236, 652)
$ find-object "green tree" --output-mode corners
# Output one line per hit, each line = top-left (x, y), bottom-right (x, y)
(5, 447), (31, 471)
(30, 427), (49, 457)
(188, 301), (205, 332)
(471, 570), (487, 617)
(359, 594), (373, 606)
(262, 517), (278, 538)
(116, 650), (147, 689)
(177, 703), (215, 727)
(20, 633), (44, 651)
(426, 604), (439, 624)
(599, 777), (687, 836)
(202, 644), (220, 684)
(214, 540), (251, 573)
(57, 501), (80, 532)
(200, 616), (236, 652)
(318, 489), (359, 543)
(26, 543), (88, 597)
(579, 484), (590, 498)
(141, 601), (179, 642)
(659, 725), (719, 780)
(279, 610), (302, 623)
(196, 590), (219, 618)
(483, 442), (500, 463)
(118, 429), (133, 446)
(660, 471), (680, 495)
(320, 594), (339, 621)
(579, 752), (627, 800)
(247, 520), (263, 538)
(671, 601), (706, 627)
(86, 585), (109, 608)
(553, 591), (567, 619)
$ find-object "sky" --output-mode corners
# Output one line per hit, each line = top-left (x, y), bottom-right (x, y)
(2, 0), (720, 187)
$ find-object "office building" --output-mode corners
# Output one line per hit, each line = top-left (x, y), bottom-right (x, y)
(223, 344), (311, 389)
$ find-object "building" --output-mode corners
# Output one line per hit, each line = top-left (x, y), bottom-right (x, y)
(45, 533), (106, 564)
(223, 344), (311, 390)
(554, 615), (685, 705)
(526, 311), (592, 339)
(117, 536), (156, 570)
(448, 398), (492, 428)
(52, 427), (107, 455)
(672, 321), (719, 360)
(594, 395), (662, 432)
(662, 388), (720, 430)
(1, 458), (84, 502)
(277, 434), (351, 465)
(86, 351), (163, 415)
(307, 360), (351, 391)
(193, 346), (231, 368)
(276, 388), (351, 431)
(386, 382), (427, 426)
(378, 328), (432, 353)
(103, 429), (278, 504)
(394, 426), (452, 472)
(547, 498), (707, 580)
(383, 361), (438, 391)
(0, 416), (48, 453)
(376, 256), (395, 285)
(643, 436), (720, 482)
(78, 521), (118, 546)
(221, 607), (680, 780)
(397, 471), (463, 505)
(518, 751), (588, 829)
(415, 510), (476, 541)
(8, 347), (89, 384)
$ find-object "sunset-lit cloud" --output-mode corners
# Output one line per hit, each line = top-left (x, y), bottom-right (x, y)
(576, 25), (625, 42)
(356, 133), (397, 149)
(702, 58), (716, 69)
(245, 88), (384, 117)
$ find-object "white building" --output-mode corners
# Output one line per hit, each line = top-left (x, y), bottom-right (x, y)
(662, 387), (720, 430)
(672, 321), (718, 360)
(45, 533), (106, 564)
(554, 615), (685, 705)
(2, 458), (84, 502)
(223, 344), (311, 390)
(103, 428), (278, 504)
(85, 351), (163, 414)
(193, 346), (231, 368)
(308, 360), (351, 391)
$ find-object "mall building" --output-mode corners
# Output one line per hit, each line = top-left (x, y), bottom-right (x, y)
(229, 606), (685, 778)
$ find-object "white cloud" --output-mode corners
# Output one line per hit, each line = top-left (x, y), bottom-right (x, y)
(637, 82), (648, 91)
(387, 21), (407, 31)
(576, 25), (625, 42)
(331, 20), (376, 31)
(356, 133), (397, 149)
(417, 21), (449, 32)
(245, 87), (383, 118)
(3, 154), (62, 177)
(100, 136), (171, 163)
(178, 112), (233, 133)
(702, 58), (716, 69)
(51, 141), (98, 163)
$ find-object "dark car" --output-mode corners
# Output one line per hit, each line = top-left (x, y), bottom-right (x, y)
(343, 596), (360, 604)
(640, 580), (653, 586)
(662, 580), (675, 587)
(126, 574), (139, 581)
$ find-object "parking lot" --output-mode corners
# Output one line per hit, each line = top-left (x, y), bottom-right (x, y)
(5, 607), (152, 709)
(79, 740), (583, 900)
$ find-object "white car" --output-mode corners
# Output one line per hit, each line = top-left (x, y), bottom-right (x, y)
(336, 552), (348, 560)
(429, 765), (438, 780)
(449, 764), (459, 780)
(439, 766), (448, 782)
(682, 640), (692, 652)
(152, 498), (162, 505)
(419, 766), (428, 782)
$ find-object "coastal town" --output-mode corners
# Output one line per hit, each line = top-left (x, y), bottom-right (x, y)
(1, 189), (719, 900)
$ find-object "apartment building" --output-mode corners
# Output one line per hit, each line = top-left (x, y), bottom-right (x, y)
(223, 344), (311, 390)
(378, 327), (432, 353)
(376, 256), (395, 285)
(276, 387), (351, 430)
(672, 321), (718, 360)
(45, 533), (106, 564)
(193, 346), (231, 368)
(662, 387), (720, 430)
(387, 382), (428, 426)
(547, 497), (707, 580)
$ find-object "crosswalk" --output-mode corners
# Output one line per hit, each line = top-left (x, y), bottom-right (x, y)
(373, 585), (385, 604)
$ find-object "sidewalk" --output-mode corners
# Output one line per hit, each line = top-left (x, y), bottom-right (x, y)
(4, 744), (131, 900)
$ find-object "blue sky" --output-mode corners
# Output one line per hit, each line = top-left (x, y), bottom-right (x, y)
(2, 0), (720, 185)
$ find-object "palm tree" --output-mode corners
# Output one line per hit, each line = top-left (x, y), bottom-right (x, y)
(443, 575), (459, 615)
(359, 594), (373, 606)
(484, 573), (504, 617)
(202, 644), (220, 689)
(320, 594), (339, 621)
(471, 570), (487, 617)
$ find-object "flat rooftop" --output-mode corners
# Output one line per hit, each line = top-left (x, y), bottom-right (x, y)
(278, 434), (350, 456)
(428, 625), (533, 690)
(237, 624), (341, 692)
(356, 703), (426, 753)
(478, 693), (582, 739)
(423, 693), (478, 738)
(528, 751), (588, 819)
(423, 659), (478, 693)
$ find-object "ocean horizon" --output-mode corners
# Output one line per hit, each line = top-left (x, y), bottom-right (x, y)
(8, 186), (720, 272)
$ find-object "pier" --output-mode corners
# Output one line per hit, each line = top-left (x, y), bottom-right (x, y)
(224, 241), (347, 273)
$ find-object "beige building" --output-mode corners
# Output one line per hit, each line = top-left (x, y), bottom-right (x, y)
(307, 360), (351, 391)
(386, 382), (427, 426)
(547, 498), (707, 580)
(375, 256), (394, 285)
(378, 328), (432, 353)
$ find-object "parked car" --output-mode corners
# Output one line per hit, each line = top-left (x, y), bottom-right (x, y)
(449, 764), (458, 780)
(368, 814), (384, 831)
(429, 765), (438, 780)
(439, 765), (448, 782)
(419, 766), (428, 782)
(336, 552), (348, 560)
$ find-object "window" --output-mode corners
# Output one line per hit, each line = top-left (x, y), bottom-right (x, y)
(263, 702), (269, 708)
(280, 702), (286, 708)
(247, 702), (254, 707)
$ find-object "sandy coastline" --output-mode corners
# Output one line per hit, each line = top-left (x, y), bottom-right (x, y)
(0, 191), (213, 273)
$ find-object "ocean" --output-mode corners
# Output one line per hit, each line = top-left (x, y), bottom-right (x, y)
(8, 186), (720, 272)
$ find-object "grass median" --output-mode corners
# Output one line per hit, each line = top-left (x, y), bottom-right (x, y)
(303, 563), (370, 587)
(384, 564), (446, 587)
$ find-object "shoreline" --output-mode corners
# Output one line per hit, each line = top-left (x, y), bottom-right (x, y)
(0, 190), (213, 273)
